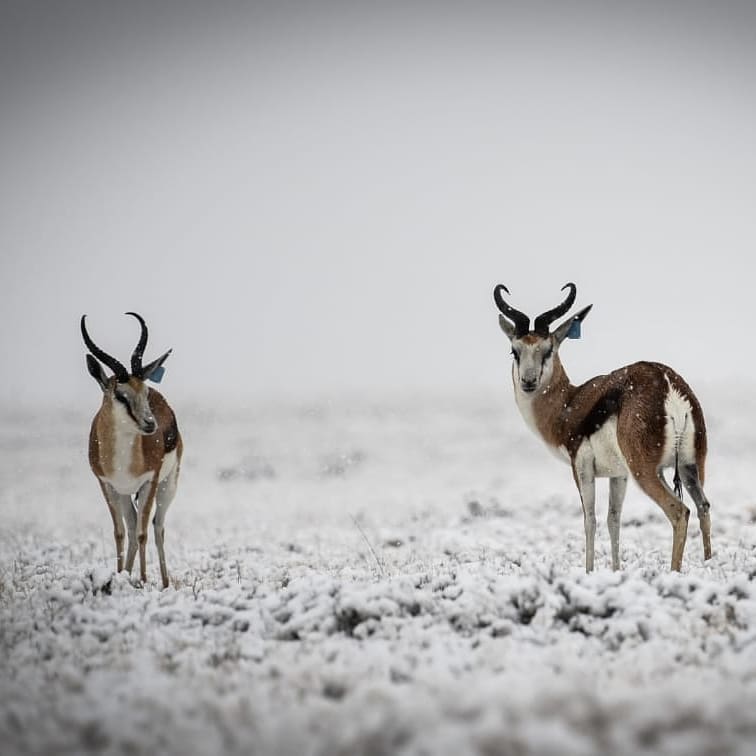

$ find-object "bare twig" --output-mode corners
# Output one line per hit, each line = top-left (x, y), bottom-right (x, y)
(350, 515), (386, 577)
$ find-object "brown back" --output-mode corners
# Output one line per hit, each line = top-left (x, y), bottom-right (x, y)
(531, 357), (706, 469)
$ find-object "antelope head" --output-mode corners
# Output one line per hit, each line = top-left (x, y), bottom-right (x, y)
(81, 312), (172, 435)
(494, 283), (593, 394)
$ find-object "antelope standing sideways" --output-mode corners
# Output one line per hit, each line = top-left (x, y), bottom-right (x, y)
(82, 313), (182, 588)
(494, 283), (712, 572)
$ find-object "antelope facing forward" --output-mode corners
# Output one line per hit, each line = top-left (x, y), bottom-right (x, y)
(494, 283), (712, 572)
(82, 313), (182, 588)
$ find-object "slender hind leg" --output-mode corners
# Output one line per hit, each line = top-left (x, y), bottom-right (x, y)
(135, 476), (159, 584)
(608, 476), (627, 571)
(153, 466), (179, 589)
(634, 470), (690, 571)
(680, 463), (712, 560)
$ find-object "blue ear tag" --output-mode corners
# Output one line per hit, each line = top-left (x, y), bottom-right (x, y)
(148, 366), (166, 384)
(567, 319), (582, 339)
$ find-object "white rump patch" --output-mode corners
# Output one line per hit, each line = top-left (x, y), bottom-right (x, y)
(662, 375), (696, 468)
(159, 449), (179, 483)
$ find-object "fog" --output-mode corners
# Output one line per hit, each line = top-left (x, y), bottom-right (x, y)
(2, 1), (755, 407)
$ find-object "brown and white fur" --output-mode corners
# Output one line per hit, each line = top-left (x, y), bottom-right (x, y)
(82, 312), (182, 588)
(494, 283), (712, 572)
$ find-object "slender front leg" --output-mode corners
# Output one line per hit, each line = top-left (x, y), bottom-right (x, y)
(99, 481), (130, 573)
(573, 446), (597, 572)
(608, 476), (627, 571)
(123, 495), (138, 573)
(136, 475), (159, 584)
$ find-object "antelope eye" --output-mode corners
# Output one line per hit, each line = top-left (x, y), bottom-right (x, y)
(510, 348), (520, 362)
(115, 392), (129, 405)
(542, 346), (553, 360)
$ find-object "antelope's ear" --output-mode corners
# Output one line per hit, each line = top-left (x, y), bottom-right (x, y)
(553, 304), (593, 345)
(86, 354), (109, 392)
(142, 349), (172, 383)
(498, 314), (516, 341)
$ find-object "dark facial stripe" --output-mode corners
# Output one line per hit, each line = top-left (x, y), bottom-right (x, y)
(115, 392), (142, 427)
(537, 346), (553, 382)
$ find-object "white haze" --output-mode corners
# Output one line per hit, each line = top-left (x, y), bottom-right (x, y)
(1, 1), (756, 407)
(4, 4), (756, 754)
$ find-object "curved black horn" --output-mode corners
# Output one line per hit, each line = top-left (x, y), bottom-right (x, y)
(80, 315), (129, 382)
(125, 312), (148, 376)
(533, 283), (577, 336)
(493, 285), (530, 336)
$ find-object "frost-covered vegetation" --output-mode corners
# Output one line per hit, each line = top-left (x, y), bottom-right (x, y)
(2, 388), (756, 755)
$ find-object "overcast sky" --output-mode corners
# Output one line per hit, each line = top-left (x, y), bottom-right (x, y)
(2, 1), (755, 407)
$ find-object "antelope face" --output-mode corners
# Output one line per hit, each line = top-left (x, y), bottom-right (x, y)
(509, 334), (556, 394)
(82, 312), (173, 436)
(110, 377), (157, 435)
(493, 282), (593, 395)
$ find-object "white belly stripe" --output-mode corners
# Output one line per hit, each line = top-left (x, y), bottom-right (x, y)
(586, 416), (628, 478)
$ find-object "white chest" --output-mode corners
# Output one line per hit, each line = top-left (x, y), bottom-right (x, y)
(514, 388), (570, 464)
(99, 439), (178, 495)
(515, 384), (627, 477)
(100, 431), (147, 493)
(104, 471), (153, 495)
(101, 459), (153, 496)
(514, 387), (540, 438)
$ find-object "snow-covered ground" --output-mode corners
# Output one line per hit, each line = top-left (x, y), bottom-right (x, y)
(3, 385), (756, 755)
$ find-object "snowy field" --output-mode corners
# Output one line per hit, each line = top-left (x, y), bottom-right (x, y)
(3, 385), (756, 755)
